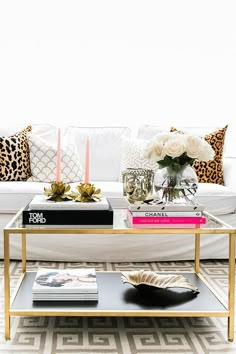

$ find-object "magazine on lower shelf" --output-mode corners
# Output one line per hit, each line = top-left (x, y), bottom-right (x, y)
(32, 268), (98, 301)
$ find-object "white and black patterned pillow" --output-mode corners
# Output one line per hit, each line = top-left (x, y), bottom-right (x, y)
(119, 138), (158, 181)
(27, 133), (84, 183)
(0, 125), (32, 181)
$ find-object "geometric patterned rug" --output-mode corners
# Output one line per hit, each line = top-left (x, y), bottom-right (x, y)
(0, 260), (235, 354)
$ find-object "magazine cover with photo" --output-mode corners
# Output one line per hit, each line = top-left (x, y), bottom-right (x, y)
(33, 268), (98, 293)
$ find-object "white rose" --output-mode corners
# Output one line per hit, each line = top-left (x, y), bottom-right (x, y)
(185, 135), (204, 159)
(154, 133), (173, 144)
(143, 140), (165, 162)
(164, 136), (186, 158)
(197, 140), (215, 161)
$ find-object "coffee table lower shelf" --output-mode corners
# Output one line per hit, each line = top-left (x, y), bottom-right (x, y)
(10, 272), (227, 318)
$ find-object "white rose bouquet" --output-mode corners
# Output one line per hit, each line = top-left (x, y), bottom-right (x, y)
(144, 132), (215, 171)
(143, 132), (215, 203)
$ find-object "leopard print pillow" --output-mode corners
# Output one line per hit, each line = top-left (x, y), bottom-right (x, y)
(170, 126), (228, 185)
(0, 125), (32, 181)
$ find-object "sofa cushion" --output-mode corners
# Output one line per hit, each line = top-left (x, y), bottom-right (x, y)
(27, 133), (84, 183)
(170, 126), (228, 185)
(194, 183), (236, 215)
(0, 125), (32, 181)
(64, 126), (131, 182)
(0, 125), (32, 137)
(0, 124), (57, 139)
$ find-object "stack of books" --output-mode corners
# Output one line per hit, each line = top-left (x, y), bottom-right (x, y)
(126, 201), (206, 228)
(22, 195), (113, 228)
(32, 268), (98, 301)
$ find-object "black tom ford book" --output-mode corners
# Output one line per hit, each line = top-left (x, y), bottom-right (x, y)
(22, 203), (113, 226)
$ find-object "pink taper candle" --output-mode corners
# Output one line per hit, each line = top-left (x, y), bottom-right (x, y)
(56, 128), (61, 182)
(84, 137), (90, 183)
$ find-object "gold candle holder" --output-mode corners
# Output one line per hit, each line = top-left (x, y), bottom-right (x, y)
(44, 181), (73, 202)
(71, 183), (101, 202)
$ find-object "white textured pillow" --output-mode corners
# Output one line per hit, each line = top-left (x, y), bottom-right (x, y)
(27, 133), (84, 183)
(119, 138), (158, 181)
(64, 126), (131, 181)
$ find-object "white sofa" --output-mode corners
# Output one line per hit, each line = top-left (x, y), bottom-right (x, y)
(1, 124), (236, 262)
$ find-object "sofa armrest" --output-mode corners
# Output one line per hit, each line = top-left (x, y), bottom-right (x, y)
(223, 157), (236, 193)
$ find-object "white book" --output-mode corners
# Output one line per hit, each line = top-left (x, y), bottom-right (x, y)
(33, 293), (98, 298)
(128, 201), (205, 212)
(29, 195), (109, 210)
(25, 224), (113, 229)
(32, 268), (98, 294)
(33, 294), (98, 301)
(130, 211), (202, 217)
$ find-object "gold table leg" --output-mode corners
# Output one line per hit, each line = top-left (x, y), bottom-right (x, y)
(228, 233), (235, 341)
(22, 233), (26, 273)
(194, 233), (200, 274)
(4, 230), (10, 340)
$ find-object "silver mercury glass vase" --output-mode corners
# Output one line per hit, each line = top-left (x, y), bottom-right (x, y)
(122, 168), (154, 203)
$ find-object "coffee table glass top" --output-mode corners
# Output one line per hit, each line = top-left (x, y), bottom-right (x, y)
(5, 208), (235, 233)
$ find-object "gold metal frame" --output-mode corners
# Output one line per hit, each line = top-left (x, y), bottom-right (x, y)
(3, 208), (236, 341)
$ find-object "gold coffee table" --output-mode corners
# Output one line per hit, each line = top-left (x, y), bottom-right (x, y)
(3, 208), (236, 341)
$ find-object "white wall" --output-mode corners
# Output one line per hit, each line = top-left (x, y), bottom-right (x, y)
(0, 0), (235, 130)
